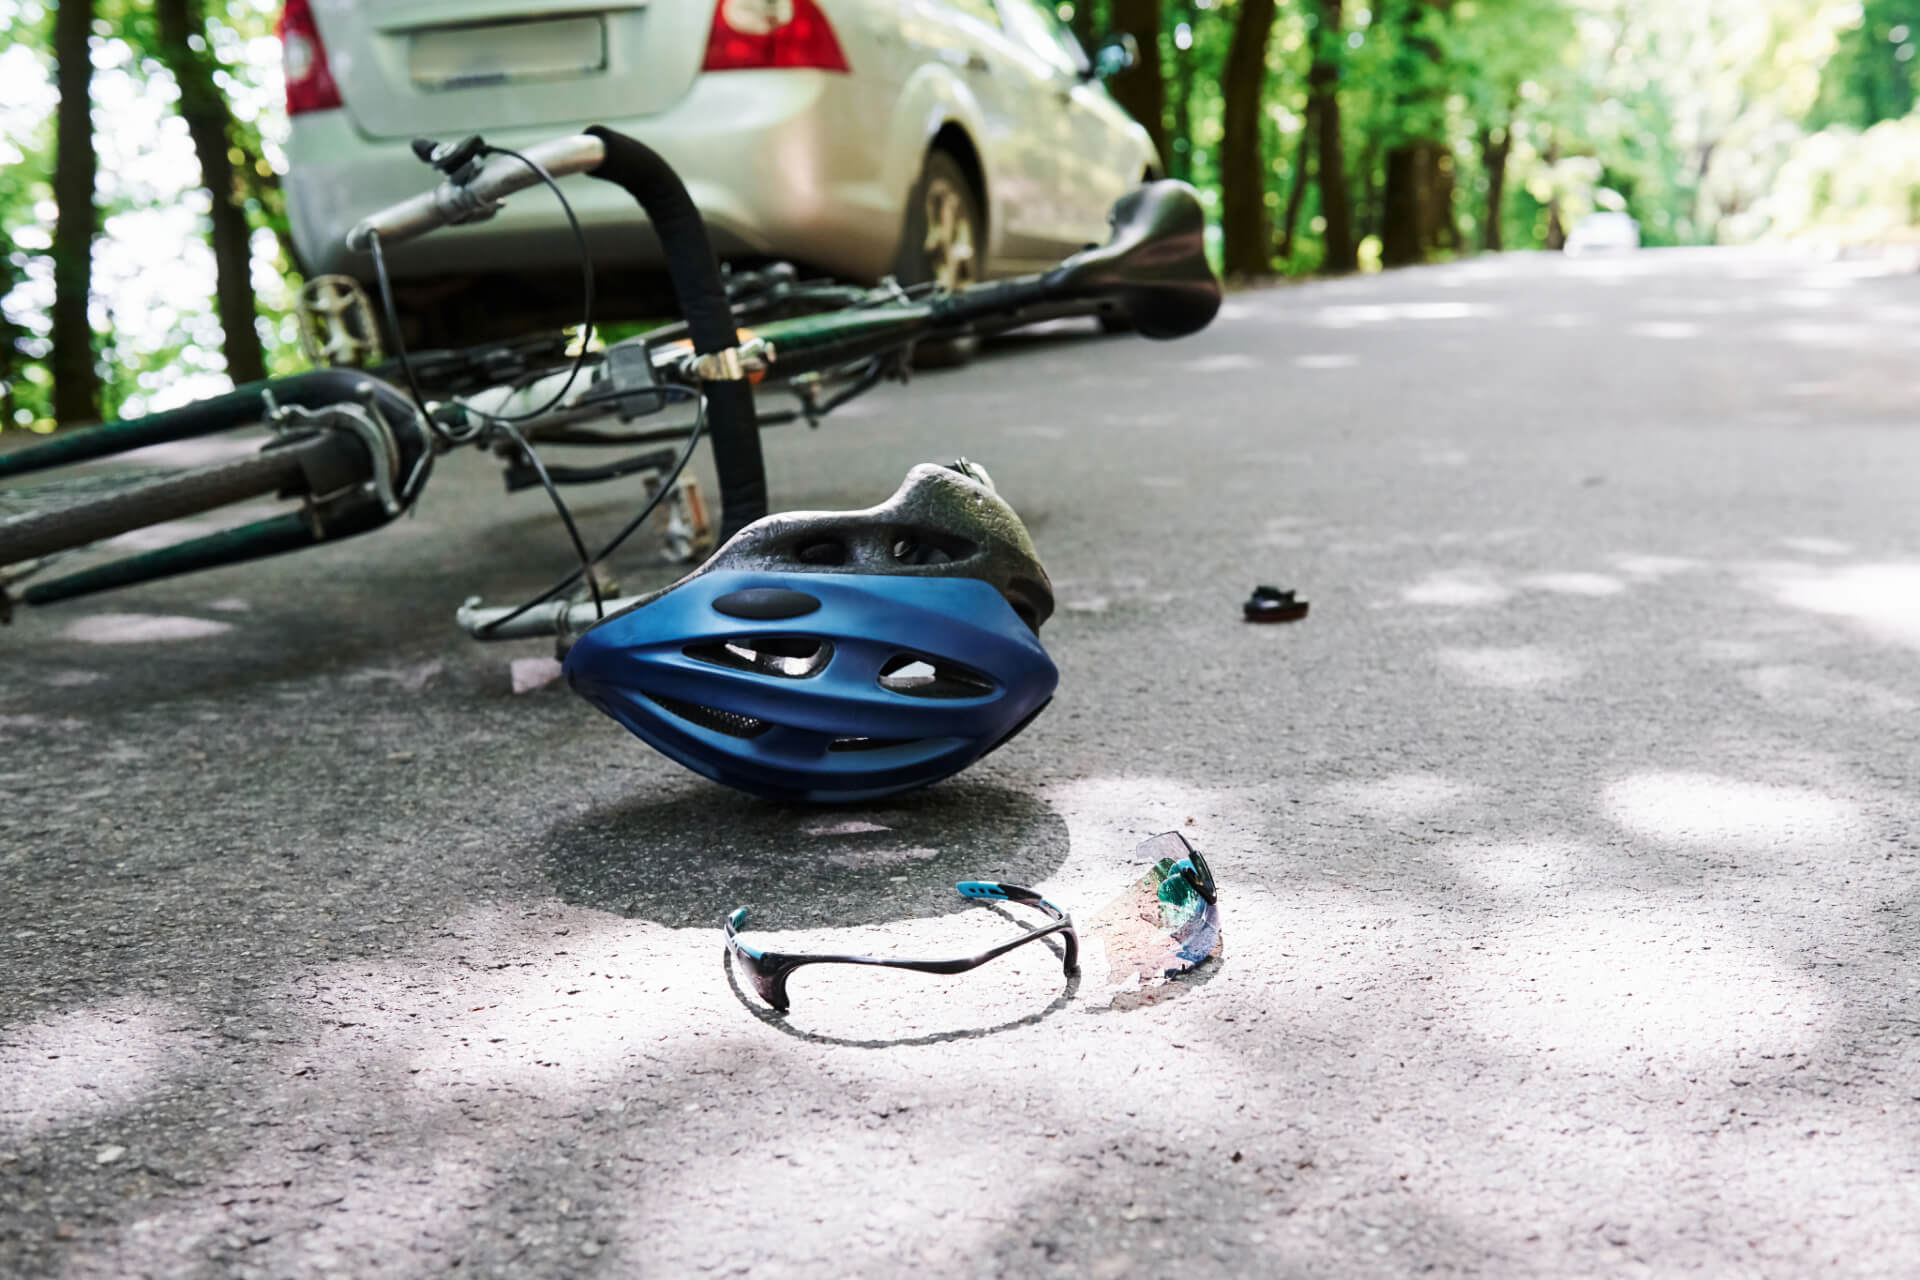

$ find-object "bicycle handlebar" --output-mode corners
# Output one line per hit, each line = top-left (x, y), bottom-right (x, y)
(345, 135), (607, 252)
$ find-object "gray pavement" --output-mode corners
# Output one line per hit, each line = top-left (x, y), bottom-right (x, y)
(3, 246), (1919, 1277)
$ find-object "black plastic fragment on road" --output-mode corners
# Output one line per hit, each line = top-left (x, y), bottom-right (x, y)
(1243, 584), (1308, 623)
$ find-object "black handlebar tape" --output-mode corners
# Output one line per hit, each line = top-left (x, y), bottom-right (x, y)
(0, 370), (426, 482)
(584, 126), (767, 538)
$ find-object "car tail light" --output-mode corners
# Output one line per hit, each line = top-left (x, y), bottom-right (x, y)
(702, 0), (850, 72)
(278, 0), (343, 115)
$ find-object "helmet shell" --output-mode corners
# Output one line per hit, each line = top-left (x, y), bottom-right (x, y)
(563, 463), (1057, 803)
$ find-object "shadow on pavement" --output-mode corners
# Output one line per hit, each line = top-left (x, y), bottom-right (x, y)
(541, 780), (1070, 930)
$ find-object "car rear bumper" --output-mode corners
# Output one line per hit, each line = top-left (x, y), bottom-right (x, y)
(287, 72), (904, 287)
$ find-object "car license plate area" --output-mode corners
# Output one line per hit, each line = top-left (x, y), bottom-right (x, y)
(408, 16), (606, 92)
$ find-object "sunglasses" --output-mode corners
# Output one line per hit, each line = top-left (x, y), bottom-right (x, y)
(726, 881), (1079, 1013)
(1076, 832), (1220, 988)
(1137, 830), (1217, 906)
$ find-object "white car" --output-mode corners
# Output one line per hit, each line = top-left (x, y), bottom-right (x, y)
(278, 0), (1158, 344)
(1564, 211), (1641, 255)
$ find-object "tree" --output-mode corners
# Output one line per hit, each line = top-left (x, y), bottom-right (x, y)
(1164, 0), (1203, 182)
(1107, 0), (1172, 171)
(1380, 0), (1450, 266)
(52, 0), (100, 424)
(1220, 0), (1279, 275)
(154, 0), (267, 385)
(1443, 0), (1575, 252)
(1809, 0), (1920, 129)
(1478, 125), (1512, 250)
(1275, 109), (1314, 261)
(1310, 0), (1357, 271)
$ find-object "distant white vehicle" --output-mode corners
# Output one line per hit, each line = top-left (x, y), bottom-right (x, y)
(1564, 211), (1641, 255)
(276, 0), (1159, 344)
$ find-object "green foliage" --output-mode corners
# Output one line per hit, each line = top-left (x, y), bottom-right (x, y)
(4, 0), (1917, 425)
(1767, 115), (1920, 242)
(1808, 0), (1920, 129)
(0, 3), (56, 429)
(0, 0), (299, 430)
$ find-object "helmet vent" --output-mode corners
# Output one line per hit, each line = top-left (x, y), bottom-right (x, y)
(889, 528), (978, 566)
(878, 654), (997, 699)
(792, 539), (849, 566)
(685, 637), (833, 679)
(646, 694), (771, 739)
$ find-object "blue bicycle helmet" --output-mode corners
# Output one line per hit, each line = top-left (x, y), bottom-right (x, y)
(562, 461), (1057, 803)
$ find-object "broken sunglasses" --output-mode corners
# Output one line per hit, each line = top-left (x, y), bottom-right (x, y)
(723, 833), (1219, 1011)
(725, 882), (1078, 1012)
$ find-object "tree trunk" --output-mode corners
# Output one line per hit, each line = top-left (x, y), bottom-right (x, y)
(1356, 138), (1379, 241)
(1276, 108), (1314, 262)
(1479, 125), (1510, 251)
(1379, 0), (1448, 268)
(1106, 0), (1169, 173)
(1070, 0), (1097, 50)
(1543, 132), (1565, 250)
(1219, 0), (1277, 276)
(1166, 0), (1195, 182)
(1381, 144), (1426, 266)
(155, 0), (266, 385)
(1429, 146), (1460, 253)
(51, 0), (99, 425)
(1309, 0), (1355, 273)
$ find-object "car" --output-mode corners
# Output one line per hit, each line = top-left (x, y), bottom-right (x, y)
(1563, 210), (1641, 255)
(277, 0), (1160, 345)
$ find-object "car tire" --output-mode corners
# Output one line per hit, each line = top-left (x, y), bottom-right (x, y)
(897, 149), (984, 369)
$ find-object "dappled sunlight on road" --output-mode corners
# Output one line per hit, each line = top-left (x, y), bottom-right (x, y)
(1295, 353), (1359, 370)
(1401, 568), (1512, 607)
(0, 1001), (204, 1141)
(1313, 301), (1494, 327)
(1518, 571), (1628, 597)
(62, 612), (233, 644)
(1322, 773), (1483, 819)
(1603, 772), (1864, 854)
(1431, 837), (1589, 894)
(1739, 664), (1917, 718)
(1606, 552), (1705, 580)
(1753, 561), (1920, 652)
(1452, 898), (1829, 1069)
(1435, 645), (1582, 690)
(1628, 320), (1705, 340)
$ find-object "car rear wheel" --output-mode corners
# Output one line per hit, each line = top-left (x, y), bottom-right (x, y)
(897, 149), (984, 368)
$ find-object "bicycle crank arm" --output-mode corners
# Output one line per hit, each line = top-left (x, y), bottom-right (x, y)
(456, 594), (647, 644)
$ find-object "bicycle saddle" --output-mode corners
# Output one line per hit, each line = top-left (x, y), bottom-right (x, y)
(1044, 180), (1221, 340)
(563, 461), (1057, 803)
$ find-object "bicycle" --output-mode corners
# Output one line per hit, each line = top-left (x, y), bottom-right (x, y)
(0, 125), (1219, 645)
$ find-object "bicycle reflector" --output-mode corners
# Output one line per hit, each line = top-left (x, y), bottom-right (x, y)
(563, 462), (1058, 803)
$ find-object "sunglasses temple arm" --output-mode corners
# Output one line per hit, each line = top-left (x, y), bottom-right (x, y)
(745, 920), (1079, 1005)
(860, 919), (1080, 979)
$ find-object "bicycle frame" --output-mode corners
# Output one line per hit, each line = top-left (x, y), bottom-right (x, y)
(0, 125), (1219, 615)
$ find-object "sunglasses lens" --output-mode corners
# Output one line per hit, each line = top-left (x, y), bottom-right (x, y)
(1087, 847), (1221, 988)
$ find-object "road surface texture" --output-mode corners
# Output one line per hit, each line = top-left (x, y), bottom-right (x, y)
(4, 248), (1919, 1278)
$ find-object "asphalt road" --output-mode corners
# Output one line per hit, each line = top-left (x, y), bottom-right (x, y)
(4, 246), (1919, 1278)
